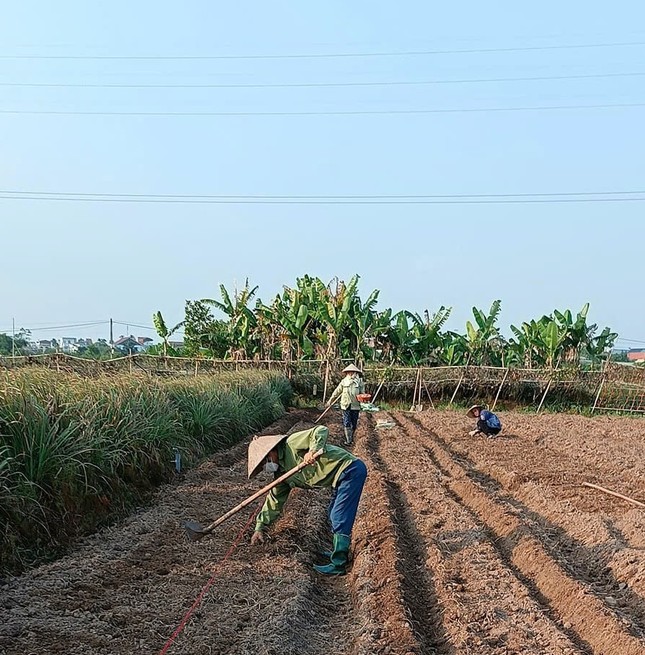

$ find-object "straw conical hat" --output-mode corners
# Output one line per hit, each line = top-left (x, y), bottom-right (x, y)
(247, 434), (288, 478)
(342, 364), (362, 374)
(466, 405), (485, 418)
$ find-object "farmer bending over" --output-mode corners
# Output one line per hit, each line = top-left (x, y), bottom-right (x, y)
(327, 363), (366, 446)
(467, 405), (502, 438)
(248, 425), (367, 576)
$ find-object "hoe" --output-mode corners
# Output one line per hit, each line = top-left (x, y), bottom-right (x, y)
(183, 449), (324, 541)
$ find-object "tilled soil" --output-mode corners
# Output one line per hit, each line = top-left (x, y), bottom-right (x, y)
(1, 407), (644, 655)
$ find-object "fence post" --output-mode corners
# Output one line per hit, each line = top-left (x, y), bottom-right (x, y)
(536, 377), (553, 414)
(450, 366), (466, 405)
(411, 367), (421, 411)
(322, 359), (330, 404)
(372, 367), (387, 404)
(491, 368), (509, 411)
(591, 378), (605, 413)
(421, 368), (436, 409)
(591, 352), (612, 413)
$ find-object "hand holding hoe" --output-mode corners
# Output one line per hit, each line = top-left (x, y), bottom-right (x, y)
(183, 448), (324, 542)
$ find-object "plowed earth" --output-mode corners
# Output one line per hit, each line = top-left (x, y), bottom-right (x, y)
(1, 408), (644, 655)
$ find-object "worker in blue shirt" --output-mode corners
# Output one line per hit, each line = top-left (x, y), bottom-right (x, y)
(467, 405), (502, 437)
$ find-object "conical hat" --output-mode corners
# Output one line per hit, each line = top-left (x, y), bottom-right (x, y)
(247, 434), (288, 478)
(466, 404), (485, 418)
(342, 364), (362, 374)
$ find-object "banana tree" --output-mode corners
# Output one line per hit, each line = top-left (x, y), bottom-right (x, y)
(346, 287), (380, 363)
(465, 300), (505, 366)
(554, 304), (593, 364)
(202, 280), (259, 358)
(258, 284), (314, 360)
(586, 326), (618, 365)
(152, 311), (184, 356)
(441, 331), (469, 365)
(316, 275), (360, 361)
(409, 307), (452, 364)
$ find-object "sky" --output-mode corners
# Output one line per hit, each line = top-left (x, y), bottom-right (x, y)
(1, 2), (644, 348)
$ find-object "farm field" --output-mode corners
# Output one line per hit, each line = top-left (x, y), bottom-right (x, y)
(1, 408), (644, 655)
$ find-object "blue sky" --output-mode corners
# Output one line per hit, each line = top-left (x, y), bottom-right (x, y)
(1, 2), (644, 347)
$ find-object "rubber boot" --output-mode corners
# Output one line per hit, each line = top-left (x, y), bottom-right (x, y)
(344, 427), (353, 446)
(314, 534), (351, 576)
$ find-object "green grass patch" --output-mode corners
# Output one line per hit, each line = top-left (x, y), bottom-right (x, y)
(0, 368), (291, 574)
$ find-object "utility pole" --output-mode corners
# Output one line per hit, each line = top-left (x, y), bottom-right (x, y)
(12, 317), (15, 359)
(109, 318), (114, 353)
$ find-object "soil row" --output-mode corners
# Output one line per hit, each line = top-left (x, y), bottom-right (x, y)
(392, 411), (645, 655)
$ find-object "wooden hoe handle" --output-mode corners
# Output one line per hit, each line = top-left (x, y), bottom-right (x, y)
(201, 448), (325, 534)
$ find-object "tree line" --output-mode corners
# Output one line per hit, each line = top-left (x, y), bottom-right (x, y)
(152, 275), (617, 369)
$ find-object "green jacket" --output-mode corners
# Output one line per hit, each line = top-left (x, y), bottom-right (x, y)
(254, 426), (355, 532)
(331, 374), (365, 410)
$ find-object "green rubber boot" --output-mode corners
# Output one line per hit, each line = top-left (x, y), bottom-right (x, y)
(344, 427), (353, 446)
(314, 533), (351, 576)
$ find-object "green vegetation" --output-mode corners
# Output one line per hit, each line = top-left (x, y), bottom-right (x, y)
(0, 329), (30, 356)
(167, 275), (616, 368)
(0, 369), (292, 574)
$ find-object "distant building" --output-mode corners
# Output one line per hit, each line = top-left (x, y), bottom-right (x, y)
(114, 335), (148, 354)
(626, 349), (645, 362)
(61, 337), (78, 353)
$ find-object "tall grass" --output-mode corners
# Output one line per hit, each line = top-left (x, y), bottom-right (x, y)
(0, 368), (292, 574)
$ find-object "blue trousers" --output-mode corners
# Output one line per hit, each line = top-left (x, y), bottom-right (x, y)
(342, 408), (360, 430)
(328, 459), (368, 536)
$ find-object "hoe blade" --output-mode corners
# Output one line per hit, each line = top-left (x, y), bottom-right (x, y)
(183, 520), (209, 542)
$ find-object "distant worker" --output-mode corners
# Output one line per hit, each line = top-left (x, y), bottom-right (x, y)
(327, 363), (368, 446)
(467, 405), (502, 438)
(248, 425), (367, 576)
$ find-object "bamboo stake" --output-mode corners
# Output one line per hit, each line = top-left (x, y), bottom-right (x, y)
(491, 367), (510, 412)
(411, 367), (421, 411)
(450, 369), (466, 405)
(421, 371), (435, 410)
(536, 378), (553, 413)
(372, 375), (386, 404)
(591, 378), (605, 414)
(582, 482), (645, 509)
(322, 359), (330, 404)
(592, 350), (612, 414)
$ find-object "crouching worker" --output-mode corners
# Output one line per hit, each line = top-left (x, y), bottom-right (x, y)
(467, 405), (502, 438)
(248, 425), (367, 576)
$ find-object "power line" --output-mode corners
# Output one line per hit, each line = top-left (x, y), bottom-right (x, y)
(1, 40), (644, 60)
(114, 321), (185, 337)
(2, 71), (645, 89)
(113, 321), (157, 332)
(1, 195), (644, 205)
(1, 102), (644, 117)
(3, 321), (109, 333)
(1, 189), (643, 199)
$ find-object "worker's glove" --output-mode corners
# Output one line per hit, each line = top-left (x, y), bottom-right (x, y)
(303, 451), (318, 466)
(251, 530), (268, 546)
(468, 430), (479, 437)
